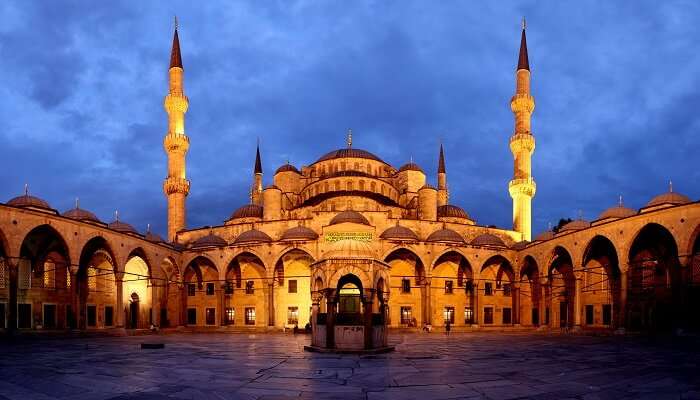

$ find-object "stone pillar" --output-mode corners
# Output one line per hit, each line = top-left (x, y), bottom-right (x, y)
(268, 283), (275, 327)
(424, 278), (432, 325)
(574, 277), (582, 328)
(311, 291), (321, 346)
(619, 270), (628, 330)
(162, 280), (170, 327)
(325, 291), (335, 348)
(70, 265), (80, 329)
(114, 272), (123, 328)
(7, 260), (18, 333)
(152, 282), (160, 327)
(363, 297), (373, 350)
(512, 283), (520, 326)
(473, 282), (481, 327)
(218, 283), (225, 326)
(539, 280), (547, 327)
(180, 283), (187, 326)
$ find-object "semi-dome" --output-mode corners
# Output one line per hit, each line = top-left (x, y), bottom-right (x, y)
(427, 228), (465, 244)
(597, 205), (636, 221)
(325, 238), (375, 259)
(280, 226), (319, 241)
(380, 224), (419, 241)
(511, 240), (529, 250)
(275, 163), (300, 174)
(230, 204), (263, 219)
(234, 229), (272, 244)
(191, 233), (227, 249)
(534, 231), (554, 242)
(63, 207), (101, 223)
(315, 148), (385, 164)
(646, 191), (691, 208)
(470, 233), (506, 248)
(108, 220), (139, 235)
(329, 210), (370, 226)
(7, 192), (52, 210)
(559, 219), (591, 232)
(438, 204), (470, 219)
(398, 162), (424, 173)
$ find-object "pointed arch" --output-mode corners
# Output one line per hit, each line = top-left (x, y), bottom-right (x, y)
(581, 235), (621, 328)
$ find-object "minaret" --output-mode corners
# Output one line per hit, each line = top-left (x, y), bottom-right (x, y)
(163, 18), (190, 242)
(508, 19), (536, 241)
(437, 143), (448, 206)
(251, 141), (263, 205)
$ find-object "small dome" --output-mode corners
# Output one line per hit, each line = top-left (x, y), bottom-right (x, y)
(511, 240), (529, 250)
(330, 210), (370, 226)
(534, 231), (554, 242)
(597, 205), (636, 221)
(230, 204), (263, 220)
(398, 162), (424, 173)
(191, 233), (227, 249)
(559, 219), (591, 232)
(427, 228), (465, 244)
(646, 191), (691, 208)
(63, 207), (101, 223)
(7, 193), (52, 210)
(325, 238), (375, 259)
(315, 148), (385, 164)
(380, 225), (419, 241)
(145, 231), (165, 243)
(108, 220), (139, 235)
(419, 184), (437, 190)
(280, 226), (319, 241)
(470, 233), (506, 248)
(234, 229), (272, 244)
(438, 204), (470, 219)
(275, 164), (300, 174)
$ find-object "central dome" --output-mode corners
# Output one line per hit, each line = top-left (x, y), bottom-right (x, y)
(315, 148), (385, 164)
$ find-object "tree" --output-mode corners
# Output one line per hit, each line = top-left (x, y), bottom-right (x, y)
(552, 218), (572, 233)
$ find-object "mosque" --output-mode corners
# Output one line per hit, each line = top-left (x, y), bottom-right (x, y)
(0, 23), (699, 342)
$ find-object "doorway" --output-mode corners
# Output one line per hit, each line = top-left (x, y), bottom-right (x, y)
(129, 293), (139, 329)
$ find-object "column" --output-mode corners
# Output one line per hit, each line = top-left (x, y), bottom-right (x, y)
(70, 265), (80, 329)
(325, 290), (335, 348)
(512, 283), (520, 326)
(363, 295), (373, 350)
(310, 292), (321, 347)
(180, 283), (187, 326)
(162, 280), (170, 327)
(619, 270), (628, 329)
(7, 260), (18, 332)
(574, 276), (582, 328)
(152, 282), (161, 327)
(473, 282), (481, 327)
(538, 280), (546, 327)
(424, 278), (432, 325)
(114, 272), (123, 328)
(268, 283), (274, 327)
(218, 283), (225, 326)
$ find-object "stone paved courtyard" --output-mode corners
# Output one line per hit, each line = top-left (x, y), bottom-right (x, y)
(0, 332), (699, 400)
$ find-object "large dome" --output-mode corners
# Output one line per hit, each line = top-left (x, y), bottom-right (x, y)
(597, 205), (636, 221)
(559, 219), (591, 232)
(234, 229), (272, 244)
(230, 204), (263, 220)
(7, 192), (52, 210)
(191, 233), (227, 249)
(646, 191), (691, 208)
(63, 207), (101, 224)
(280, 226), (318, 241)
(470, 233), (506, 248)
(325, 238), (375, 259)
(380, 224), (419, 241)
(330, 210), (370, 226)
(315, 148), (385, 164)
(398, 162), (424, 173)
(275, 163), (300, 174)
(438, 204), (470, 219)
(427, 228), (465, 244)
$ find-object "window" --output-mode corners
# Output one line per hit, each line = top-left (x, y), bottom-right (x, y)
(503, 308), (512, 324)
(484, 307), (494, 324)
(43, 304), (56, 329)
(105, 306), (114, 327)
(225, 308), (235, 325)
(401, 279), (411, 293)
(224, 281), (233, 295)
(585, 305), (594, 325)
(287, 307), (299, 325)
(464, 307), (474, 324)
(187, 308), (197, 325)
(245, 307), (256, 325)
(87, 305), (97, 327)
(532, 308), (539, 326)
(18, 304), (31, 329)
(0, 259), (6, 289)
(205, 308), (216, 325)
(246, 280), (254, 294)
(0, 303), (5, 329)
(19, 262), (30, 289)
(66, 268), (71, 288)
(187, 283), (196, 296)
(484, 282), (493, 296)
(288, 280), (297, 294)
(206, 283), (215, 296)
(602, 304), (612, 326)
(443, 306), (455, 324)
(545, 307), (550, 325)
(66, 305), (74, 329)
(445, 280), (454, 294)
(503, 283), (512, 296)
(43, 260), (55, 289)
(400, 307), (413, 325)
(88, 267), (97, 291)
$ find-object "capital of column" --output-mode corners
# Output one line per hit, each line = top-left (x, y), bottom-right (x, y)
(69, 265), (80, 275)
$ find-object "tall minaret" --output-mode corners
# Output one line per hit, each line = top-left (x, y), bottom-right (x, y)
(163, 19), (190, 242)
(508, 19), (536, 241)
(251, 142), (263, 205)
(437, 143), (448, 206)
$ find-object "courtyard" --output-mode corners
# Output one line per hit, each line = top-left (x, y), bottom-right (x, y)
(0, 332), (699, 400)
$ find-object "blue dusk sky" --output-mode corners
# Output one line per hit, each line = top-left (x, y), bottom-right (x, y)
(1, 1), (699, 237)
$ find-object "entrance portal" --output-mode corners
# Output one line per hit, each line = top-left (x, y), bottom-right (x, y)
(129, 293), (139, 329)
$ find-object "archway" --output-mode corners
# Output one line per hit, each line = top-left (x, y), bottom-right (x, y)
(183, 256), (219, 327)
(433, 251), (473, 328)
(77, 236), (117, 330)
(273, 249), (313, 329)
(688, 228), (700, 330)
(224, 252), (265, 327)
(123, 254), (151, 329)
(481, 255), (516, 326)
(581, 236), (621, 329)
(385, 248), (425, 328)
(628, 223), (681, 331)
(160, 257), (179, 327)
(548, 246), (576, 329)
(519, 256), (540, 326)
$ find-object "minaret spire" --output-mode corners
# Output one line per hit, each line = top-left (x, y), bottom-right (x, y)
(254, 139), (262, 174)
(509, 19), (536, 241)
(437, 142), (448, 206)
(163, 21), (191, 242)
(251, 140), (263, 205)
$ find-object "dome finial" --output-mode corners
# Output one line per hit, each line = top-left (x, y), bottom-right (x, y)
(669, 180), (673, 193)
(147, 223), (151, 233)
(522, 17), (526, 31)
(24, 183), (29, 196)
(577, 209), (583, 220)
(115, 210), (119, 222)
(174, 15), (178, 31)
(547, 221), (552, 231)
(75, 197), (80, 209)
(618, 194), (623, 207)
(346, 129), (352, 148)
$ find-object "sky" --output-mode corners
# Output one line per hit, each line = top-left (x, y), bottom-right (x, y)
(1, 1), (699, 237)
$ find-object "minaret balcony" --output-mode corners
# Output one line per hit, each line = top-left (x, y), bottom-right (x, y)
(164, 133), (190, 153)
(163, 177), (191, 196)
(509, 134), (535, 154)
(164, 94), (189, 113)
(508, 178), (536, 197)
(510, 93), (534, 113)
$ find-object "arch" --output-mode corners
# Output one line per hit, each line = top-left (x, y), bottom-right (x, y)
(123, 254), (151, 329)
(519, 255), (541, 326)
(481, 255), (515, 283)
(184, 255), (218, 286)
(581, 235), (621, 328)
(20, 224), (72, 270)
(0, 226), (10, 259)
(430, 248), (470, 270)
(337, 273), (365, 302)
(126, 247), (153, 277)
(547, 246), (576, 328)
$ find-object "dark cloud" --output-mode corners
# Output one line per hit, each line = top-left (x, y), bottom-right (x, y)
(1, 1), (699, 237)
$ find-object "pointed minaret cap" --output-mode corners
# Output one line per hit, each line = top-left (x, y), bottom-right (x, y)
(170, 16), (183, 69)
(438, 143), (446, 174)
(517, 18), (529, 71)
(254, 140), (262, 174)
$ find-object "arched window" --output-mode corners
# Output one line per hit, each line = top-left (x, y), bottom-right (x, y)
(367, 164), (372, 174)
(88, 266), (97, 291)
(0, 257), (6, 289)
(43, 259), (55, 289)
(334, 181), (340, 191)
(371, 181), (376, 192)
(341, 162), (346, 170)
(359, 180), (365, 191)
(354, 162), (359, 170)
(347, 181), (353, 191)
